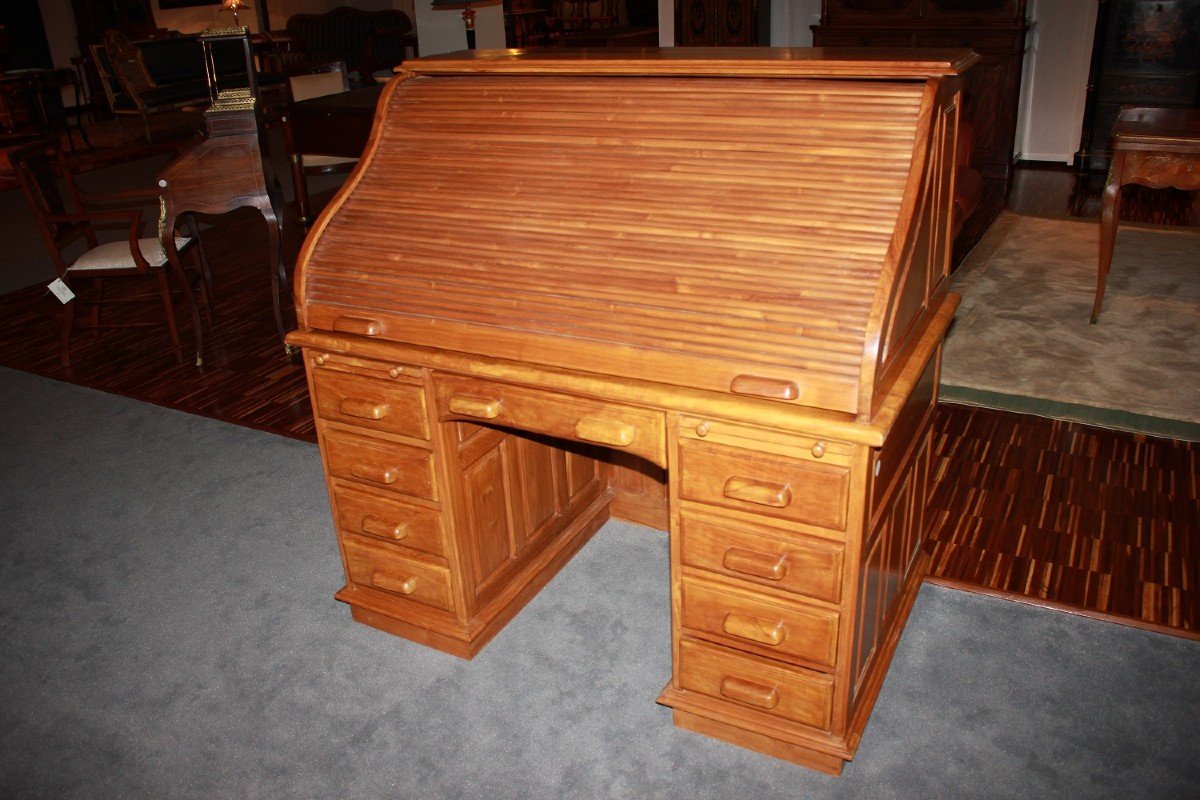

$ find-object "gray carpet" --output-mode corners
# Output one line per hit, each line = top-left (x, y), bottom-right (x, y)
(942, 212), (1200, 439)
(2, 365), (1198, 799)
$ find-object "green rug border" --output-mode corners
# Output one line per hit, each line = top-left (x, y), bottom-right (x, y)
(939, 383), (1200, 442)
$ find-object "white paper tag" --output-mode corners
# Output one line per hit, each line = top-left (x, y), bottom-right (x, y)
(48, 278), (75, 304)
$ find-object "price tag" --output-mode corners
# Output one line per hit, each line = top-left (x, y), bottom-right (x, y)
(47, 278), (75, 304)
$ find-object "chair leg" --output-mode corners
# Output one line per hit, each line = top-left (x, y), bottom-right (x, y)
(91, 277), (103, 334)
(156, 270), (183, 364)
(60, 297), (76, 370)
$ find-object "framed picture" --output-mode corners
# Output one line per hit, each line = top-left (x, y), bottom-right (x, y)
(158, 0), (220, 9)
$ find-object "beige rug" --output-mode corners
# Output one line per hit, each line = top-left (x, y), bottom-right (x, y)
(941, 211), (1200, 439)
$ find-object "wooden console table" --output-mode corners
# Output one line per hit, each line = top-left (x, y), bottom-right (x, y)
(288, 48), (973, 774)
(1094, 107), (1200, 323)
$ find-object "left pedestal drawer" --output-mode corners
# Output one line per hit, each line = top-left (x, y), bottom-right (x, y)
(324, 429), (438, 501)
(332, 485), (445, 557)
(342, 534), (455, 613)
(312, 368), (430, 440)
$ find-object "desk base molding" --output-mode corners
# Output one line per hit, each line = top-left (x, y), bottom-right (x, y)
(669, 708), (846, 776)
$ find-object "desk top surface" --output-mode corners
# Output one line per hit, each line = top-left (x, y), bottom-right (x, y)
(1113, 107), (1200, 150)
(292, 83), (385, 113)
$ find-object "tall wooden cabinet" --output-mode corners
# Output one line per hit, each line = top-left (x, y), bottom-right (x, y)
(674, 0), (758, 45)
(1075, 0), (1200, 172)
(812, 0), (1028, 259)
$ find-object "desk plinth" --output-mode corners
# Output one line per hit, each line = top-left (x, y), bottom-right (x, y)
(288, 49), (973, 772)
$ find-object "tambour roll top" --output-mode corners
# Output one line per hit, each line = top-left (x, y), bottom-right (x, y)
(295, 48), (975, 420)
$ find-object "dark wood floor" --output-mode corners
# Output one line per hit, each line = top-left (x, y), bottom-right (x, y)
(1, 163), (1195, 638)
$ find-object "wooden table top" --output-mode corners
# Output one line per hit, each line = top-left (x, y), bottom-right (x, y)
(292, 82), (385, 115)
(1112, 107), (1200, 149)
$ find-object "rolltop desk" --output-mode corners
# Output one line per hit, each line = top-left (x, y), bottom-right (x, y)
(287, 48), (974, 775)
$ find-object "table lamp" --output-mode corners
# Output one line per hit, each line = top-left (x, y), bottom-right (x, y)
(220, 0), (252, 29)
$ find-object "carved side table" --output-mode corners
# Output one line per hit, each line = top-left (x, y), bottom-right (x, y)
(1094, 107), (1200, 323)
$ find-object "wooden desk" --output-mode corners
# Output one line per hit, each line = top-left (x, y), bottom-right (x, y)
(1095, 107), (1200, 323)
(282, 83), (383, 226)
(288, 48), (973, 775)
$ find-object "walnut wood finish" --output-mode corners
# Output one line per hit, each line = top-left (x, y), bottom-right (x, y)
(1094, 107), (1200, 323)
(289, 48), (969, 772)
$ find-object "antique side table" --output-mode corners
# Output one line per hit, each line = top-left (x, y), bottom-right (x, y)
(1094, 107), (1200, 323)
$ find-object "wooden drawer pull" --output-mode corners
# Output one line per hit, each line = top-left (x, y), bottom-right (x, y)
(361, 514), (407, 540)
(574, 417), (636, 448)
(448, 394), (502, 420)
(729, 374), (799, 401)
(723, 476), (793, 509)
(350, 460), (399, 485)
(332, 316), (382, 336)
(719, 676), (780, 710)
(370, 571), (417, 595)
(722, 612), (787, 646)
(722, 547), (788, 581)
(338, 398), (391, 420)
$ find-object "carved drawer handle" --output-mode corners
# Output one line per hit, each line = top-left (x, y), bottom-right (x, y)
(332, 316), (382, 336)
(719, 676), (780, 710)
(722, 612), (787, 646)
(370, 571), (417, 595)
(574, 417), (636, 448)
(350, 460), (398, 485)
(361, 514), (407, 540)
(722, 547), (788, 581)
(729, 374), (799, 401)
(339, 398), (391, 420)
(723, 476), (792, 509)
(447, 394), (503, 420)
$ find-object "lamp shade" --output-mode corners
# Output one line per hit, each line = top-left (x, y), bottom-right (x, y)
(221, 0), (251, 10)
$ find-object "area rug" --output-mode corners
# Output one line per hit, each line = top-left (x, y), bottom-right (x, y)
(941, 211), (1200, 440)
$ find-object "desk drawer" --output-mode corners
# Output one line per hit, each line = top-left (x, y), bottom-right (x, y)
(333, 485), (444, 557)
(678, 439), (850, 531)
(681, 577), (839, 668)
(323, 429), (437, 501)
(434, 374), (666, 467)
(312, 369), (429, 440)
(680, 516), (844, 604)
(678, 639), (834, 731)
(343, 534), (454, 613)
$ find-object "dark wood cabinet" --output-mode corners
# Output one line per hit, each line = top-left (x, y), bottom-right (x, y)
(1076, 0), (1200, 172)
(674, 0), (758, 46)
(812, 0), (1028, 260)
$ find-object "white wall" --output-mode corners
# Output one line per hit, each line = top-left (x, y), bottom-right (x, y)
(1015, 0), (1096, 163)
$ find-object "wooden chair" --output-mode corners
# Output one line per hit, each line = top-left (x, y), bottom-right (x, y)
(282, 61), (358, 227)
(8, 139), (211, 370)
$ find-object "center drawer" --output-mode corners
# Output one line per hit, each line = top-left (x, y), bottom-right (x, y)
(433, 374), (666, 467)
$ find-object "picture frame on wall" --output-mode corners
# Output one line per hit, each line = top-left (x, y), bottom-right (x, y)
(158, 0), (220, 9)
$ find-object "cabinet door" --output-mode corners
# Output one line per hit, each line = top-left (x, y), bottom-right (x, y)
(715, 0), (755, 45)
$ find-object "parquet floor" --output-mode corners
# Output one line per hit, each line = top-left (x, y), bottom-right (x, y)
(1, 163), (1195, 638)
(927, 405), (1198, 638)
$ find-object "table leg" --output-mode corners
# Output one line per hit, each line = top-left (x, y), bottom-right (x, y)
(1093, 158), (1124, 324)
(260, 201), (290, 350)
(162, 210), (206, 367)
